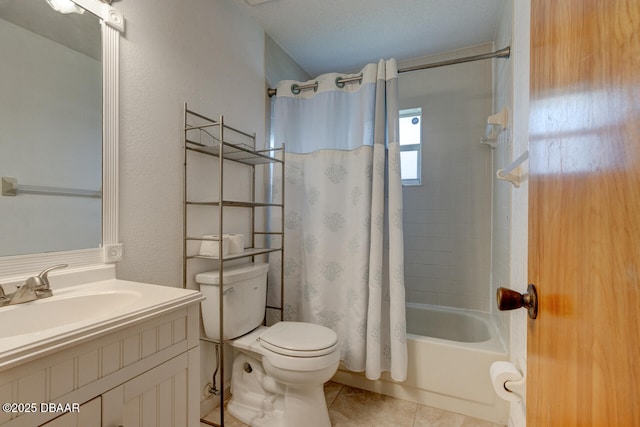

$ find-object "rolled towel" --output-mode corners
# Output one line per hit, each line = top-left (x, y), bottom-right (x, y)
(225, 234), (244, 254)
(199, 235), (229, 258)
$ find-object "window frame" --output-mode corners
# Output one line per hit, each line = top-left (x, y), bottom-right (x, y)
(398, 107), (422, 186)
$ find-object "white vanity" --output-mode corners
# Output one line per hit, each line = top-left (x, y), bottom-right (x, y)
(0, 266), (203, 427)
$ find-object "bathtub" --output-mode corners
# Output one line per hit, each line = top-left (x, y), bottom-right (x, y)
(332, 303), (509, 425)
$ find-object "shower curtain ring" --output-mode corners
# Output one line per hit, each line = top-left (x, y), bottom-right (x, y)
(291, 82), (318, 95)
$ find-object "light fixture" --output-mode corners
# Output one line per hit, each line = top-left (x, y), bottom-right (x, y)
(45, 0), (85, 14)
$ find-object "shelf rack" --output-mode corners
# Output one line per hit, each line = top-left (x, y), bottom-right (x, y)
(183, 104), (284, 426)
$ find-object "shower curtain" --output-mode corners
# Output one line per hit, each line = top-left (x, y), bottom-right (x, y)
(269, 59), (407, 381)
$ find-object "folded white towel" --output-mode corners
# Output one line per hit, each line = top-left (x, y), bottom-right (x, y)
(199, 235), (229, 258)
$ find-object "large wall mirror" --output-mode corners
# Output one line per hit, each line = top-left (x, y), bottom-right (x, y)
(0, 0), (124, 279)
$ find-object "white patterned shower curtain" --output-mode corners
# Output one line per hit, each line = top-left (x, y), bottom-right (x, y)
(269, 59), (407, 381)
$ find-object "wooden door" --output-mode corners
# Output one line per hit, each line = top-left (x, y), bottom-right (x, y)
(528, 0), (640, 425)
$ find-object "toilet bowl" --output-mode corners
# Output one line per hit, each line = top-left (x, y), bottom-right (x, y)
(196, 263), (340, 427)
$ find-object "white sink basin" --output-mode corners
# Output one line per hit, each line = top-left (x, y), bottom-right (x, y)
(0, 279), (203, 370)
(0, 290), (141, 338)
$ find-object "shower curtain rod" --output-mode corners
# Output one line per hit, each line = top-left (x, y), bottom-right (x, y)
(266, 46), (510, 97)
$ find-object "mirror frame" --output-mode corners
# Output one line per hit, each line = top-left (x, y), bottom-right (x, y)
(0, 0), (124, 280)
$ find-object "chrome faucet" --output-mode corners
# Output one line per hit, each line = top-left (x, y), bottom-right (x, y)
(0, 264), (68, 306)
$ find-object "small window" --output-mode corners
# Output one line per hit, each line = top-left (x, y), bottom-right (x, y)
(399, 107), (422, 186)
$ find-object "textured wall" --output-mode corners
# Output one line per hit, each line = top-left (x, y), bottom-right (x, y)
(113, 0), (267, 413)
(265, 34), (310, 87)
(115, 0), (266, 286)
(492, 1), (529, 426)
(509, 1), (529, 425)
(491, 1), (513, 351)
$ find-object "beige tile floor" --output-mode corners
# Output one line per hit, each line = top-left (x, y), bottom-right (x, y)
(201, 381), (505, 427)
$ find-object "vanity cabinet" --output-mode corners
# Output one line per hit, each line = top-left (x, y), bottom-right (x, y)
(0, 300), (201, 427)
(40, 398), (100, 427)
(102, 349), (197, 427)
(41, 351), (197, 427)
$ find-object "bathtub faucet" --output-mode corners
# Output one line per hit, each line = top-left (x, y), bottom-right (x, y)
(3, 264), (68, 306)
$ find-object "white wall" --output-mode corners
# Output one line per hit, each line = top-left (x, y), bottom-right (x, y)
(113, 0), (267, 415)
(398, 44), (494, 311)
(116, 0), (266, 286)
(0, 18), (101, 256)
(491, 1), (513, 349)
(265, 34), (310, 87)
(492, 1), (529, 426)
(510, 1), (530, 425)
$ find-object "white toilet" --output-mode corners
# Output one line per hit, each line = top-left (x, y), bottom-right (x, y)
(196, 262), (339, 427)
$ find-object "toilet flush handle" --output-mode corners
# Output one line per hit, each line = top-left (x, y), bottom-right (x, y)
(496, 284), (538, 319)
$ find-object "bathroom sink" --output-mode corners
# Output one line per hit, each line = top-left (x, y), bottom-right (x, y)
(0, 290), (141, 338)
(0, 278), (204, 370)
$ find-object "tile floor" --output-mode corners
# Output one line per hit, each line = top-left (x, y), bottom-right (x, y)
(201, 381), (505, 427)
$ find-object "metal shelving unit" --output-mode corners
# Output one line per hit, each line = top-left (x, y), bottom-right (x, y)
(183, 104), (284, 427)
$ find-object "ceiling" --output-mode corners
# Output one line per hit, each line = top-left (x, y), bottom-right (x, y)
(234, 0), (507, 77)
(2, 0), (507, 75)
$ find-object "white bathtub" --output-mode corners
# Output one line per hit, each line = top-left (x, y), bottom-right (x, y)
(333, 303), (509, 424)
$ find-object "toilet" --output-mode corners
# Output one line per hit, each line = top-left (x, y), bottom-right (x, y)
(196, 262), (339, 427)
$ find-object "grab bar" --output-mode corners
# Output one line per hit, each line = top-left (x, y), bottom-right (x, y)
(1, 176), (101, 198)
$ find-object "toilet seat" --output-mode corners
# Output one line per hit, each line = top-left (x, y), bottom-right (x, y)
(258, 322), (338, 357)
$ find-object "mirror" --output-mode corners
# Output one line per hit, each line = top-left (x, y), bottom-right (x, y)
(0, 0), (124, 277)
(0, 0), (102, 257)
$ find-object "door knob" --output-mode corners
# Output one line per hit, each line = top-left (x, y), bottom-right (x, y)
(496, 284), (538, 319)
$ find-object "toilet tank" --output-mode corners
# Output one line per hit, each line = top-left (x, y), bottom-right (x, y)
(196, 262), (269, 341)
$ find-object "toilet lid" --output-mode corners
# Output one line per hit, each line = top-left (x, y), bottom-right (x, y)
(259, 322), (338, 357)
